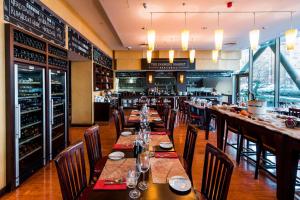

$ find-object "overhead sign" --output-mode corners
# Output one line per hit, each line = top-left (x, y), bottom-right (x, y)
(141, 58), (195, 71)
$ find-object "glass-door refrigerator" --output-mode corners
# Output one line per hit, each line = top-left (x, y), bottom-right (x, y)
(49, 69), (67, 160)
(14, 64), (46, 186)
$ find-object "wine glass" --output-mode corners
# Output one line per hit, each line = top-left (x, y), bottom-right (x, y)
(137, 151), (150, 191)
(126, 169), (141, 199)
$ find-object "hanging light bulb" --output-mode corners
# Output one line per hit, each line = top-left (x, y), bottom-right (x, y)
(146, 50), (152, 63)
(181, 29), (189, 51)
(214, 13), (223, 50)
(147, 29), (156, 51)
(212, 50), (219, 63)
(249, 12), (260, 50)
(169, 50), (175, 63)
(285, 12), (298, 51)
(189, 49), (195, 63)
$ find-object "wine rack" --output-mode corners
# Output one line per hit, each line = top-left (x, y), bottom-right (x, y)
(94, 63), (114, 91)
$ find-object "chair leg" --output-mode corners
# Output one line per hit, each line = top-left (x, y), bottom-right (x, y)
(255, 143), (262, 179)
(237, 135), (244, 165)
(223, 125), (229, 152)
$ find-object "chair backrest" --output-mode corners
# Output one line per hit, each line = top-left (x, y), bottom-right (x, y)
(201, 143), (234, 200)
(168, 109), (177, 142)
(84, 125), (102, 175)
(54, 141), (87, 200)
(183, 124), (198, 183)
(289, 108), (300, 118)
(163, 105), (171, 128)
(113, 110), (121, 140)
(118, 106), (126, 130)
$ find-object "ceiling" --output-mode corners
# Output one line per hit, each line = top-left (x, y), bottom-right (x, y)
(66, 0), (300, 51)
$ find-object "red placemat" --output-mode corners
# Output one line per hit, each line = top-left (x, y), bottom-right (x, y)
(113, 144), (134, 150)
(93, 179), (127, 190)
(154, 152), (178, 158)
(150, 131), (167, 135)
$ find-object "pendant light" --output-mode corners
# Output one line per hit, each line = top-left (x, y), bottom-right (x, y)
(189, 49), (195, 63)
(146, 50), (152, 63)
(285, 12), (298, 51)
(214, 12), (223, 50)
(181, 12), (189, 51)
(249, 12), (260, 50)
(147, 13), (156, 51)
(169, 49), (175, 63)
(212, 50), (219, 63)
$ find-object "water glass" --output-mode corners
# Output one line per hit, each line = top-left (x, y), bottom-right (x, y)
(137, 151), (150, 191)
(126, 169), (141, 199)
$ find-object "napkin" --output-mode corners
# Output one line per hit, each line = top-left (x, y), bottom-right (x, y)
(93, 179), (127, 190)
(150, 131), (167, 135)
(113, 144), (134, 150)
(155, 152), (178, 158)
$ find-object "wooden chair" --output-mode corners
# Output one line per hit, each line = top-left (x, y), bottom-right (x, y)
(54, 141), (92, 200)
(289, 108), (300, 118)
(187, 104), (204, 127)
(153, 105), (170, 129)
(182, 124), (198, 185)
(168, 109), (177, 144)
(198, 143), (234, 200)
(84, 125), (108, 184)
(112, 110), (121, 141)
(118, 106), (136, 130)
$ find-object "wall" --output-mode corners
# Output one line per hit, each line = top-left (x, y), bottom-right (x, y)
(115, 50), (241, 71)
(0, 0), (6, 191)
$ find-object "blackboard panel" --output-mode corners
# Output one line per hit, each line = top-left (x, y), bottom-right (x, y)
(68, 27), (92, 59)
(93, 46), (112, 69)
(141, 58), (195, 71)
(4, 0), (66, 47)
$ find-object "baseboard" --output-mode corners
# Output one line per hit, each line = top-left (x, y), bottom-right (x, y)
(70, 123), (94, 127)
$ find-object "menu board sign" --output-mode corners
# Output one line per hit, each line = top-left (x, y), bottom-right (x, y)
(4, 0), (66, 46)
(141, 58), (195, 71)
(68, 27), (92, 59)
(93, 46), (112, 69)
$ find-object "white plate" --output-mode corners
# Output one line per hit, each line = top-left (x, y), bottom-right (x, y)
(159, 142), (173, 149)
(168, 176), (191, 192)
(153, 118), (161, 121)
(108, 151), (125, 160)
(121, 131), (132, 136)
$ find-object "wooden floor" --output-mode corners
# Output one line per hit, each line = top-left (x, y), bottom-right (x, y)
(2, 114), (279, 200)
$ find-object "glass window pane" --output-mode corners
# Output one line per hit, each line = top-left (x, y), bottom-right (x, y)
(240, 49), (250, 71)
(252, 40), (275, 107)
(239, 76), (248, 102)
(279, 35), (300, 107)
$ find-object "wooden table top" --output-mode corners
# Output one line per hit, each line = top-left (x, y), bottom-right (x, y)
(128, 110), (162, 123)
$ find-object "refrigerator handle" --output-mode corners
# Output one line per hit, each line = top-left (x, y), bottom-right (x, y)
(51, 99), (54, 125)
(16, 104), (21, 139)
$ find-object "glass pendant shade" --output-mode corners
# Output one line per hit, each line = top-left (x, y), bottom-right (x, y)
(189, 49), (195, 63)
(285, 28), (298, 51)
(146, 50), (152, 63)
(212, 50), (219, 63)
(214, 29), (224, 50)
(249, 29), (260, 50)
(147, 29), (156, 51)
(169, 50), (175, 63)
(181, 29), (189, 51)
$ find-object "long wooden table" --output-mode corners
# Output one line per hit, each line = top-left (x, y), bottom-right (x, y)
(206, 106), (300, 200)
(88, 133), (196, 200)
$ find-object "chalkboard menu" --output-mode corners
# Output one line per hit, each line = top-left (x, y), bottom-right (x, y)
(93, 46), (112, 69)
(4, 0), (66, 46)
(141, 58), (195, 71)
(68, 27), (92, 59)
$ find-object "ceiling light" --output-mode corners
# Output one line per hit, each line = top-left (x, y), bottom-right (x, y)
(181, 29), (189, 51)
(147, 29), (156, 51)
(212, 50), (219, 63)
(285, 12), (298, 51)
(189, 49), (195, 63)
(169, 50), (174, 63)
(249, 12), (260, 50)
(214, 13), (223, 50)
(146, 50), (152, 63)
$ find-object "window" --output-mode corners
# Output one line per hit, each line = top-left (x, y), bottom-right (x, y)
(240, 49), (250, 71)
(279, 36), (300, 107)
(252, 40), (276, 107)
(238, 76), (248, 102)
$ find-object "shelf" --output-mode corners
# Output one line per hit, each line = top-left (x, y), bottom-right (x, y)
(21, 121), (42, 130)
(53, 103), (64, 107)
(19, 146), (42, 161)
(54, 113), (64, 118)
(19, 95), (42, 99)
(51, 82), (63, 85)
(19, 82), (41, 85)
(52, 93), (64, 96)
(53, 123), (64, 129)
(48, 64), (68, 69)
(48, 53), (68, 61)
(21, 108), (42, 115)
(20, 134), (42, 145)
(14, 42), (46, 54)
(14, 58), (47, 67)
(52, 133), (64, 141)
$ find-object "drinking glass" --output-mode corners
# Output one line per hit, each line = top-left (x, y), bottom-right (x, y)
(137, 151), (150, 190)
(126, 169), (141, 199)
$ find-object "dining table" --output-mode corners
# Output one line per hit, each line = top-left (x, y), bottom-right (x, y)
(88, 130), (197, 200)
(127, 109), (163, 123)
(206, 105), (300, 200)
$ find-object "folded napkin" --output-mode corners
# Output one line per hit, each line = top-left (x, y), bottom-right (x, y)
(93, 179), (127, 190)
(150, 131), (167, 135)
(113, 144), (134, 150)
(155, 152), (178, 158)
